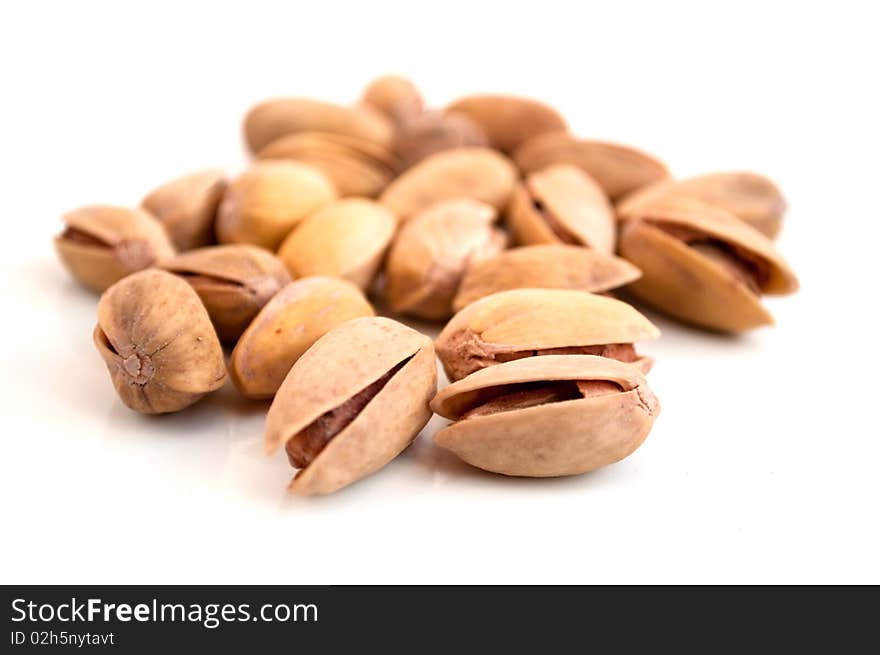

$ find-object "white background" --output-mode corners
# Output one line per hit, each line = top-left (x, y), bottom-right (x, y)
(1, 0), (877, 584)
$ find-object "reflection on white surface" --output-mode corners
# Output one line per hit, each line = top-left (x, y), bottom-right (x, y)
(4, 247), (878, 584)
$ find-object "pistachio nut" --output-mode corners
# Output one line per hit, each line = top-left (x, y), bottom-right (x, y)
(258, 131), (400, 198)
(54, 205), (176, 292)
(243, 97), (393, 154)
(385, 199), (506, 320)
(435, 288), (659, 381)
(453, 244), (641, 312)
(616, 171), (787, 238)
(360, 75), (424, 125)
(444, 95), (567, 154)
(229, 277), (374, 399)
(513, 132), (669, 200)
(507, 164), (616, 253)
(278, 198), (395, 291)
(379, 147), (517, 222)
(215, 160), (337, 251)
(618, 198), (799, 332)
(160, 244), (292, 343)
(393, 111), (488, 169)
(265, 316), (436, 495)
(141, 169), (226, 251)
(93, 270), (226, 414)
(432, 355), (659, 477)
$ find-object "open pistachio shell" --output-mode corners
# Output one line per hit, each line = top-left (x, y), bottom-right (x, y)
(93, 270), (226, 414)
(393, 111), (488, 169)
(452, 244), (641, 311)
(54, 205), (176, 292)
(385, 199), (506, 320)
(616, 171), (787, 238)
(265, 316), (436, 495)
(257, 131), (400, 197)
(435, 288), (660, 381)
(277, 198), (395, 291)
(160, 244), (291, 343)
(513, 132), (669, 200)
(618, 198), (799, 332)
(432, 355), (659, 477)
(215, 161), (337, 251)
(379, 147), (517, 222)
(141, 169), (226, 251)
(229, 277), (374, 399)
(243, 98), (393, 154)
(360, 75), (424, 125)
(507, 164), (616, 252)
(444, 95), (567, 153)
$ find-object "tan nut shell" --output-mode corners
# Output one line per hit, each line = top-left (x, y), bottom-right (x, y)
(266, 316), (436, 495)
(54, 205), (176, 292)
(278, 198), (395, 291)
(432, 355), (658, 477)
(513, 132), (669, 200)
(243, 98), (393, 154)
(393, 111), (488, 169)
(616, 171), (786, 238)
(444, 95), (567, 153)
(257, 132), (400, 198)
(379, 147), (517, 222)
(160, 245), (292, 343)
(93, 270), (226, 414)
(360, 75), (424, 125)
(385, 199), (506, 320)
(215, 161), (337, 251)
(619, 199), (798, 332)
(453, 245), (641, 311)
(141, 169), (226, 251)
(435, 288), (660, 381)
(229, 277), (374, 399)
(507, 164), (616, 253)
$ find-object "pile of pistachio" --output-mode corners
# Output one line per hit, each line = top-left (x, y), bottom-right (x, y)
(54, 75), (799, 495)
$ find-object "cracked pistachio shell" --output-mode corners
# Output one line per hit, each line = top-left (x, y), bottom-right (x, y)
(379, 147), (517, 222)
(507, 164), (616, 253)
(243, 97), (394, 154)
(266, 316), (436, 495)
(54, 205), (176, 292)
(258, 131), (400, 198)
(432, 355), (659, 477)
(160, 245), (291, 343)
(444, 95), (567, 153)
(93, 270), (226, 414)
(230, 277), (374, 399)
(616, 171), (787, 238)
(360, 75), (424, 125)
(513, 132), (669, 200)
(618, 198), (799, 332)
(385, 199), (506, 320)
(393, 111), (488, 168)
(141, 169), (226, 251)
(216, 161), (337, 251)
(435, 288), (659, 381)
(278, 198), (395, 291)
(453, 244), (641, 311)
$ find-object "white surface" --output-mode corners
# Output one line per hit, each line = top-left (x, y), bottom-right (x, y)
(1, 0), (878, 584)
